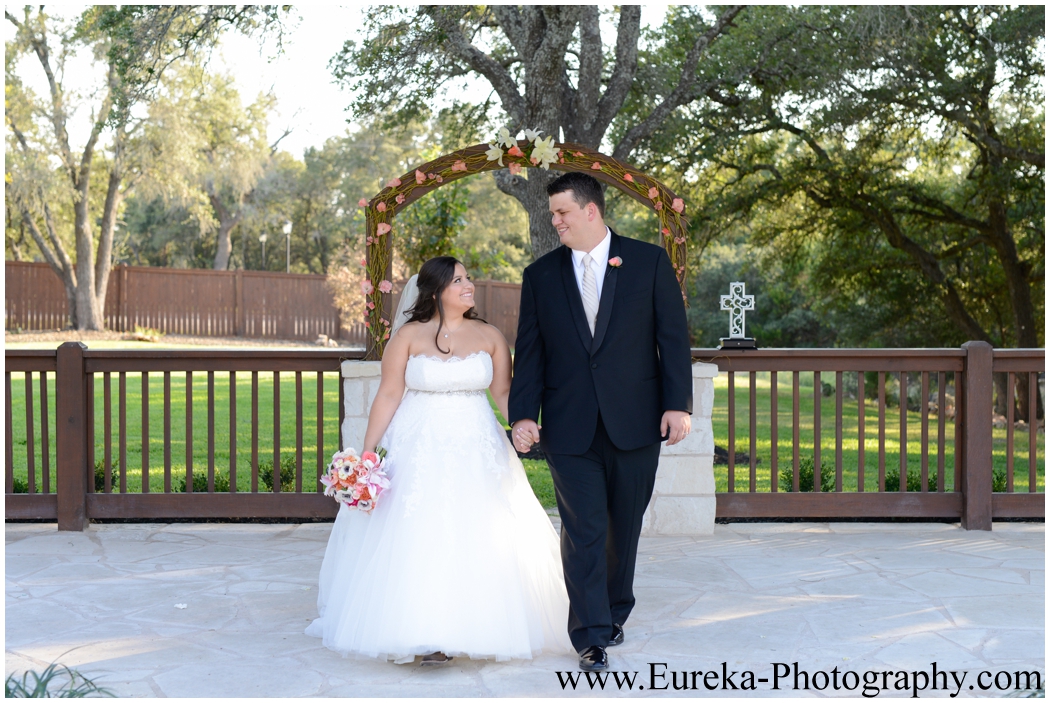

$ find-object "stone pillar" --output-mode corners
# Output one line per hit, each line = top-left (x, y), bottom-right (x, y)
(642, 362), (719, 536)
(340, 361), (382, 452)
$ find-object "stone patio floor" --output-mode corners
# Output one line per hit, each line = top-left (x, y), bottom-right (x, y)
(5, 520), (1044, 698)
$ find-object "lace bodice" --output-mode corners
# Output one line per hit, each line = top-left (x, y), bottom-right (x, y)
(404, 351), (492, 393)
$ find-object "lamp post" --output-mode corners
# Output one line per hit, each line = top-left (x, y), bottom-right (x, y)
(283, 220), (292, 273)
(259, 233), (268, 269)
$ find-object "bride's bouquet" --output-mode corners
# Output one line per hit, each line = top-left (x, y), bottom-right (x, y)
(320, 447), (390, 513)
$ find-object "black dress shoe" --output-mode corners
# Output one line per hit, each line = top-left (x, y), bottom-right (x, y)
(608, 623), (624, 647)
(578, 645), (608, 672)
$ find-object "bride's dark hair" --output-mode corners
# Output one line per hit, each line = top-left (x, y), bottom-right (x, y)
(404, 256), (482, 354)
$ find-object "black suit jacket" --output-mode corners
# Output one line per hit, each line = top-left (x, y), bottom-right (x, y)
(508, 231), (693, 455)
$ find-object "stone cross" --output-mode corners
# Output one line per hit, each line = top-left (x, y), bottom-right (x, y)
(720, 281), (754, 339)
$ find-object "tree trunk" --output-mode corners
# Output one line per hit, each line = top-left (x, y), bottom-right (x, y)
(985, 159), (1039, 422)
(72, 187), (104, 330)
(994, 371), (1008, 417)
(213, 218), (237, 270)
(522, 172), (560, 259)
(210, 193), (243, 271)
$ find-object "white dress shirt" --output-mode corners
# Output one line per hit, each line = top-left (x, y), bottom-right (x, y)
(570, 228), (612, 300)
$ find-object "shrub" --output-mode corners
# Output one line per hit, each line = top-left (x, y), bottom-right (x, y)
(260, 455), (297, 493)
(12, 476), (29, 494)
(883, 469), (938, 493)
(6, 663), (113, 697)
(993, 467), (1008, 493)
(176, 472), (231, 493)
(779, 457), (835, 492)
(93, 460), (118, 492)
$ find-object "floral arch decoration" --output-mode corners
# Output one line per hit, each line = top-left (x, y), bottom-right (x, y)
(359, 130), (689, 359)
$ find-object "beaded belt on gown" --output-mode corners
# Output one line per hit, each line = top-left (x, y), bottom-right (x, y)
(405, 388), (487, 397)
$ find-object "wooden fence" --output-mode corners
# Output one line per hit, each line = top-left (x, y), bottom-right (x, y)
(5, 342), (1042, 530)
(5, 261), (524, 346)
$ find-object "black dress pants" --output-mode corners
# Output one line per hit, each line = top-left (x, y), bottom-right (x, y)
(545, 414), (661, 652)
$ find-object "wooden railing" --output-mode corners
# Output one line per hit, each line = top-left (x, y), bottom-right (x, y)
(6, 344), (363, 528)
(693, 344), (1044, 528)
(5, 342), (1043, 530)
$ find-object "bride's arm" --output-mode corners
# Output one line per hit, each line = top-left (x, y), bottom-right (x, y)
(488, 328), (513, 423)
(361, 329), (410, 452)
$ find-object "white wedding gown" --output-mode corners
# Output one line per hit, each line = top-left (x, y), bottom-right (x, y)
(306, 351), (573, 662)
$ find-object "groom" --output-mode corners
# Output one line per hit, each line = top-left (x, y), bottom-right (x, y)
(509, 172), (693, 672)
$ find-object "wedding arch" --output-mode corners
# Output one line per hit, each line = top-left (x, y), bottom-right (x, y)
(359, 134), (689, 358)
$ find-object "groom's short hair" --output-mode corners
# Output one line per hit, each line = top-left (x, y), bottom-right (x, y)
(547, 172), (605, 217)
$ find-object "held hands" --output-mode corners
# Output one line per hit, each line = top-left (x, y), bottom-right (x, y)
(661, 411), (691, 446)
(512, 419), (541, 453)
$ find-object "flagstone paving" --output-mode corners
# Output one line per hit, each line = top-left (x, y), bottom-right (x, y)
(5, 520), (1043, 697)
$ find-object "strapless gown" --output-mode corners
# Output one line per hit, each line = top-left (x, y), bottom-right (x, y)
(306, 351), (573, 662)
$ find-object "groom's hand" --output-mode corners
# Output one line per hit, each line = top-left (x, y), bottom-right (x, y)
(512, 419), (541, 453)
(661, 411), (691, 446)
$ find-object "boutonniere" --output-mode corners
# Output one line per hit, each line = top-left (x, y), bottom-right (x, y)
(608, 257), (623, 268)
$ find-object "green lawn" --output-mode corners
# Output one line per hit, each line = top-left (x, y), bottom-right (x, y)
(711, 371), (1044, 493)
(8, 370), (562, 508)
(9, 370), (344, 494)
(9, 368), (1040, 506)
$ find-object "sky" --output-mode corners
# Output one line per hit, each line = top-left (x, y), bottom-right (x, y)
(7, 5), (670, 158)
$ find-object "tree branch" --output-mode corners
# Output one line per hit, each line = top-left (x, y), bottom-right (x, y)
(573, 6), (602, 133)
(7, 10), (77, 178)
(587, 5), (640, 146)
(613, 5), (744, 160)
(429, 7), (526, 126)
(491, 168), (527, 204)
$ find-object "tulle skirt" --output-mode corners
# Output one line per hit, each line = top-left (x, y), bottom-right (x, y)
(305, 390), (573, 662)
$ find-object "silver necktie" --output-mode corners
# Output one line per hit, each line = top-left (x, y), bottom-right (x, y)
(581, 253), (599, 335)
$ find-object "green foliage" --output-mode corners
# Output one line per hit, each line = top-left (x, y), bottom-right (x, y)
(779, 457), (835, 493)
(94, 461), (113, 492)
(260, 455), (298, 493)
(5, 663), (113, 698)
(176, 472), (231, 494)
(883, 469), (939, 494)
(398, 181), (469, 275)
(12, 476), (29, 494)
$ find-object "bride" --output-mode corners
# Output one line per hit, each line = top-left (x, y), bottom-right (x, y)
(306, 256), (573, 664)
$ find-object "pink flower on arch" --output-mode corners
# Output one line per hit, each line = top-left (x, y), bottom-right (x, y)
(509, 163), (523, 176)
(396, 193), (405, 204)
(435, 175), (443, 183)
(359, 257), (367, 267)
(507, 145), (524, 158)
(378, 280), (393, 294)
(366, 301), (375, 310)
(377, 223), (391, 236)
(662, 228), (671, 238)
(361, 280), (374, 295)
(415, 170), (426, 184)
(358, 198), (368, 208)
(386, 177), (401, 188)
(427, 172), (437, 180)
(376, 202), (387, 212)
(671, 198), (685, 214)
(654, 201), (663, 211)
(623, 173), (634, 183)
(648, 187), (659, 200)
(591, 162), (602, 170)
(451, 160), (468, 172)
